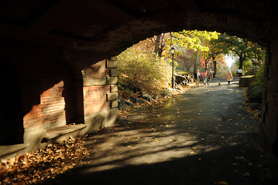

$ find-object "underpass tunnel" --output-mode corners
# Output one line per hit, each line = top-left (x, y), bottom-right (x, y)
(0, 0), (277, 158)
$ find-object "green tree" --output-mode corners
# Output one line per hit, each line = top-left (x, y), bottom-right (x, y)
(206, 38), (227, 75)
(212, 33), (265, 70)
(166, 30), (220, 73)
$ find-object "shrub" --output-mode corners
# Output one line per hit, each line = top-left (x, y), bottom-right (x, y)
(250, 63), (264, 88)
(117, 47), (172, 94)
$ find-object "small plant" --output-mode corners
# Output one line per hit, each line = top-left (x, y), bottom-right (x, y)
(250, 62), (264, 88)
(121, 89), (134, 99)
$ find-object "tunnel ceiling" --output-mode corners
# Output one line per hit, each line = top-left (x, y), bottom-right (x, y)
(0, 0), (277, 55)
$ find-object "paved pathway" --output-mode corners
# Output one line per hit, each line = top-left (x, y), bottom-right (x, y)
(57, 77), (276, 185)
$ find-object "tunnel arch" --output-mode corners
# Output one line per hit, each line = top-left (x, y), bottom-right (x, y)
(0, 0), (277, 157)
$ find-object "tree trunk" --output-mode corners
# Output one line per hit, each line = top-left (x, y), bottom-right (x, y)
(213, 60), (217, 75)
(154, 34), (161, 55)
(194, 49), (199, 73)
(239, 58), (243, 69)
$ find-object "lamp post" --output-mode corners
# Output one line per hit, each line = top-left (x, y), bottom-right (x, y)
(171, 47), (175, 88)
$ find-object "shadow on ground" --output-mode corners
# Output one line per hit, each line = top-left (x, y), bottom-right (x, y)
(52, 78), (276, 185)
(54, 120), (275, 185)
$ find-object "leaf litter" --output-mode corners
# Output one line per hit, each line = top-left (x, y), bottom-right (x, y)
(0, 136), (90, 185)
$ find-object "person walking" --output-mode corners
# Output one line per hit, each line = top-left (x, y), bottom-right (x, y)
(194, 70), (200, 87)
(226, 70), (233, 85)
(202, 70), (207, 85)
(238, 68), (242, 77)
(207, 69), (213, 86)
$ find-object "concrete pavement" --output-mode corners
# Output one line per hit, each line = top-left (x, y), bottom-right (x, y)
(55, 77), (277, 185)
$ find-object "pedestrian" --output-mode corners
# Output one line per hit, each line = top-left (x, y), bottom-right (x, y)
(237, 68), (240, 77)
(226, 70), (233, 85)
(202, 70), (207, 85)
(207, 69), (213, 86)
(238, 68), (242, 77)
(194, 70), (200, 87)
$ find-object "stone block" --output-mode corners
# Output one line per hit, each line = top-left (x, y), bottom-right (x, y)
(239, 75), (254, 87)
(110, 69), (118, 77)
(111, 100), (119, 108)
(118, 98), (126, 110)
(0, 143), (29, 159)
(83, 78), (106, 86)
(107, 92), (118, 101)
(110, 56), (117, 61)
(107, 77), (118, 85)
(82, 108), (119, 134)
(23, 127), (47, 152)
(250, 102), (261, 110)
(106, 60), (117, 68)
(111, 85), (118, 92)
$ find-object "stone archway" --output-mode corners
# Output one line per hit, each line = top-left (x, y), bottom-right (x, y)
(0, 0), (277, 156)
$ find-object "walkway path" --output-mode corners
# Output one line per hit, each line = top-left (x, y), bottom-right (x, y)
(57, 78), (276, 185)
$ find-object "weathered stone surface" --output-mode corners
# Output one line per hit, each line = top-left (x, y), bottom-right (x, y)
(239, 75), (254, 87)
(136, 98), (147, 104)
(125, 101), (134, 108)
(107, 92), (118, 101)
(107, 77), (118, 85)
(83, 78), (106, 86)
(129, 97), (136, 103)
(24, 128), (47, 152)
(0, 143), (29, 159)
(106, 60), (117, 68)
(111, 100), (118, 108)
(110, 85), (118, 92)
(110, 69), (118, 77)
(83, 109), (119, 134)
(250, 102), (261, 110)
(118, 98), (126, 110)
(175, 75), (188, 85)
(248, 87), (263, 103)
(110, 56), (117, 61)
(162, 91), (170, 97)
(153, 94), (159, 100)
(130, 97), (146, 104)
(140, 92), (153, 102)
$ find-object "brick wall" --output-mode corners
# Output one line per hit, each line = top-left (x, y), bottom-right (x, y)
(83, 85), (110, 116)
(83, 58), (118, 120)
(39, 58), (77, 129)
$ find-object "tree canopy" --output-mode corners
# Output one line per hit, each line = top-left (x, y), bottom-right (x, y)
(210, 33), (266, 69)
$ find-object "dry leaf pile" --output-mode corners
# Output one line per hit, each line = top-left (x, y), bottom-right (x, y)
(0, 136), (89, 185)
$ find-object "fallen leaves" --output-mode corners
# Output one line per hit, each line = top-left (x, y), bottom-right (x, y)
(217, 182), (228, 185)
(243, 172), (251, 176)
(0, 136), (90, 185)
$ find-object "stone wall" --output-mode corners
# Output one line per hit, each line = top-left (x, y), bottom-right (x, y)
(0, 42), (119, 152)
(260, 43), (278, 155)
